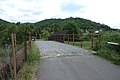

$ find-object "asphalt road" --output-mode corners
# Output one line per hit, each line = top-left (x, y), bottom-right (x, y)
(35, 41), (120, 80)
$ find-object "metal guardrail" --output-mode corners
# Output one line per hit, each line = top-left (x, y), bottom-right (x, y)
(107, 42), (120, 46)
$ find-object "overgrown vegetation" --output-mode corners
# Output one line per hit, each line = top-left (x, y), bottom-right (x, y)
(94, 32), (120, 65)
(18, 42), (40, 80)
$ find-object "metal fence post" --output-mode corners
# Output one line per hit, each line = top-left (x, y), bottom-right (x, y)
(24, 28), (27, 61)
(98, 32), (100, 48)
(73, 34), (74, 45)
(55, 35), (56, 41)
(63, 34), (65, 43)
(91, 33), (94, 48)
(68, 34), (69, 44)
(11, 33), (17, 80)
(80, 34), (82, 47)
(29, 32), (31, 49)
(56, 35), (57, 41)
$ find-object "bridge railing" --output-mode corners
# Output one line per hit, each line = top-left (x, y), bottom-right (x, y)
(48, 33), (101, 49)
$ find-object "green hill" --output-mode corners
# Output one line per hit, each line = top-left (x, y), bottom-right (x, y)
(0, 19), (11, 31)
(34, 17), (112, 34)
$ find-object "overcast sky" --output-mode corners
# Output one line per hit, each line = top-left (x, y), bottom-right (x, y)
(0, 0), (120, 29)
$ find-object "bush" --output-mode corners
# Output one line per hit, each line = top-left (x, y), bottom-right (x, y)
(102, 32), (120, 52)
(93, 32), (120, 52)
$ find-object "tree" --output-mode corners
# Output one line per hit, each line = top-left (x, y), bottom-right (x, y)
(63, 21), (81, 34)
(41, 29), (50, 39)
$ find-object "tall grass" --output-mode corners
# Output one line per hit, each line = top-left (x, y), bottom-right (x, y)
(17, 42), (40, 80)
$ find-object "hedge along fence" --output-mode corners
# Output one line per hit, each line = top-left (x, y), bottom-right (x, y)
(0, 32), (32, 80)
(99, 32), (120, 52)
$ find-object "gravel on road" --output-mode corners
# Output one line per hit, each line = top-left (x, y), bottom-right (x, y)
(35, 41), (91, 58)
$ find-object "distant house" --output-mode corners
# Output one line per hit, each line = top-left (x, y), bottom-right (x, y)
(95, 31), (99, 34)
(48, 30), (69, 42)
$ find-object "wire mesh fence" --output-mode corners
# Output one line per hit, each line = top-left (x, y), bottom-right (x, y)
(0, 31), (31, 80)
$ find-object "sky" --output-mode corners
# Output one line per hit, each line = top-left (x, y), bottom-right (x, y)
(0, 0), (120, 29)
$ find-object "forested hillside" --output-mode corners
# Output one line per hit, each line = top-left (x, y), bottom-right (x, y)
(34, 17), (112, 34)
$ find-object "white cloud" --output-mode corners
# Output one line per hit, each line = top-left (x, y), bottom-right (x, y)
(0, 0), (120, 29)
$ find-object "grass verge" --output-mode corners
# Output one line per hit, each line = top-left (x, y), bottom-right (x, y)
(96, 49), (120, 65)
(64, 41), (92, 50)
(17, 42), (40, 80)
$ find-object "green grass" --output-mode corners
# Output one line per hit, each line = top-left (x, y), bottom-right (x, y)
(17, 42), (40, 80)
(64, 41), (92, 50)
(97, 49), (120, 65)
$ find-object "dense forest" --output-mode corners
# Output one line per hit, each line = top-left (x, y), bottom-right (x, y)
(0, 17), (119, 46)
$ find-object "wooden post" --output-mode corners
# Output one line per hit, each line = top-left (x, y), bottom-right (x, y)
(73, 34), (74, 45)
(24, 28), (27, 61)
(80, 34), (82, 47)
(91, 33), (94, 48)
(11, 33), (17, 80)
